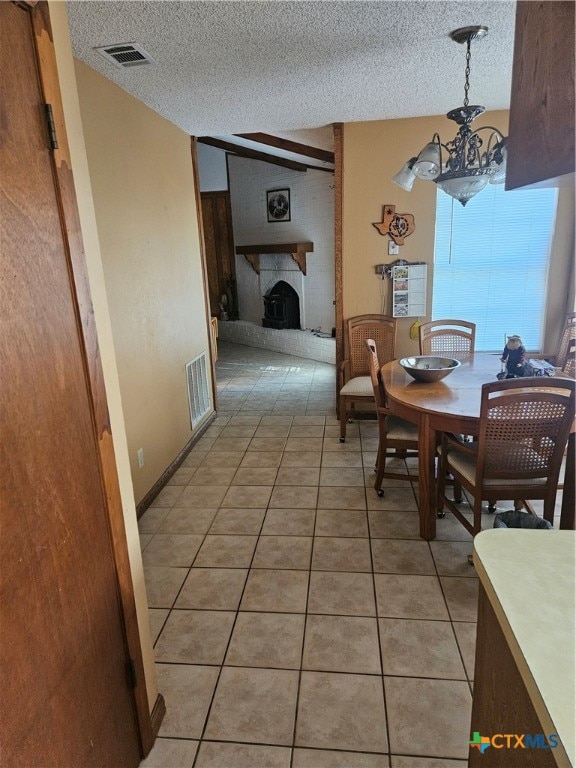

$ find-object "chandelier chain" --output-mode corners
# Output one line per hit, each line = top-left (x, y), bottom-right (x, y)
(463, 37), (471, 107)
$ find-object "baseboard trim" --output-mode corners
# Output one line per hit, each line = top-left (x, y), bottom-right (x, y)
(140, 693), (166, 757)
(136, 412), (216, 518)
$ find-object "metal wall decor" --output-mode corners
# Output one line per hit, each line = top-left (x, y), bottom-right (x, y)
(372, 205), (415, 245)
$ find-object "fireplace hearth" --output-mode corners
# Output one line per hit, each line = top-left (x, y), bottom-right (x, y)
(262, 280), (300, 330)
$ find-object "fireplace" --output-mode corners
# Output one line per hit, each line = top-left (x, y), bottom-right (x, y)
(262, 280), (300, 330)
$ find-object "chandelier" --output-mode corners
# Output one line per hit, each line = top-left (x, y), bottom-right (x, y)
(392, 26), (507, 206)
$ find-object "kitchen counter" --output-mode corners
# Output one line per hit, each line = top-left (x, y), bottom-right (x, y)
(471, 530), (575, 767)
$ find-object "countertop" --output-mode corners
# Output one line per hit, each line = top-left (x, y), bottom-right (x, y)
(473, 530), (575, 768)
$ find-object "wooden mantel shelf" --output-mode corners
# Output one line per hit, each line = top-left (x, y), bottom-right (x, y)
(235, 242), (314, 275)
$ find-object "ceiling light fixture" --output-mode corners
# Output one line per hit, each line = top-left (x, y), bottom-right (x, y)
(392, 26), (507, 206)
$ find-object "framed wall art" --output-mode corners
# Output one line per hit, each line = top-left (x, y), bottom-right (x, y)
(267, 188), (291, 222)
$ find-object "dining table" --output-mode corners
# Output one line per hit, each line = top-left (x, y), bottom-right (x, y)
(381, 352), (575, 541)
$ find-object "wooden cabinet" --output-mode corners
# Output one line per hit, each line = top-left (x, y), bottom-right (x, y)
(506, 2), (575, 189)
(201, 191), (238, 317)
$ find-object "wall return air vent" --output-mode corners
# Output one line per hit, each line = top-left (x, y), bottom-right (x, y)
(186, 353), (211, 429)
(94, 43), (154, 69)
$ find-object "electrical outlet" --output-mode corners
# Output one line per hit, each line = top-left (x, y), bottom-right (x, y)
(388, 240), (399, 256)
(137, 448), (144, 469)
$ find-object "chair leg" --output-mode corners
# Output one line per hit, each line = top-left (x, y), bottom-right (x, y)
(473, 495), (483, 536)
(436, 452), (447, 519)
(339, 395), (347, 442)
(453, 479), (463, 504)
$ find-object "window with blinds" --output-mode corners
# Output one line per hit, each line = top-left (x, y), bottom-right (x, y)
(432, 185), (558, 352)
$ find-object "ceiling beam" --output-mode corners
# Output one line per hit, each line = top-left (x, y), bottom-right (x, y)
(236, 132), (335, 164)
(197, 136), (308, 172)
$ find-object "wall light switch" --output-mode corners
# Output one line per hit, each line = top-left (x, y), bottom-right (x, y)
(388, 241), (399, 256)
(137, 448), (144, 469)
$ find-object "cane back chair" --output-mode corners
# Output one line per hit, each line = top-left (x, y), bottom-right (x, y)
(532, 312), (576, 371)
(365, 339), (418, 494)
(419, 319), (476, 359)
(339, 315), (397, 442)
(436, 377), (575, 536)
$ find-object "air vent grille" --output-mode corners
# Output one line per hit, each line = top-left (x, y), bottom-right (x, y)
(94, 43), (154, 69)
(186, 353), (211, 428)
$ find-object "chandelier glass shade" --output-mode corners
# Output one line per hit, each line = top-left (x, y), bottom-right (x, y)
(392, 26), (507, 206)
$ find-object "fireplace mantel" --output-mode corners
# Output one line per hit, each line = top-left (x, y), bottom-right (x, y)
(235, 242), (314, 275)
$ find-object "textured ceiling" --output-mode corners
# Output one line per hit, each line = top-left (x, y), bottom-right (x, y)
(67, 1), (516, 143)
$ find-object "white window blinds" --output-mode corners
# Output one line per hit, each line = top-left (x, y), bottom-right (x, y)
(432, 185), (558, 351)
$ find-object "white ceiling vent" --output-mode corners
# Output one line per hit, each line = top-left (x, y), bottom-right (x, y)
(94, 43), (154, 69)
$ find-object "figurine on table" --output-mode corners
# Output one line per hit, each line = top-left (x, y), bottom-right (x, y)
(501, 334), (526, 377)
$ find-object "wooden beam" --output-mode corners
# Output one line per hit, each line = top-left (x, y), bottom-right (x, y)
(236, 242), (314, 276)
(197, 136), (308, 172)
(236, 132), (335, 164)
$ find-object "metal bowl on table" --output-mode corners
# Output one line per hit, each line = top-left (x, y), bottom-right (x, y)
(399, 356), (461, 383)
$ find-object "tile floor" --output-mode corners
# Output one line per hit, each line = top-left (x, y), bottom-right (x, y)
(138, 341), (562, 768)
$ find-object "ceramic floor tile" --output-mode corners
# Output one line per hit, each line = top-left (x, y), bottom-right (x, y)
(166, 466), (197, 485)
(296, 671), (387, 753)
(155, 610), (235, 664)
(269, 485), (319, 509)
(138, 507), (171, 533)
(366, 487), (418, 511)
(252, 535), (313, 570)
(174, 486), (229, 508)
(225, 611), (305, 668)
(231, 467), (279, 486)
(200, 451), (245, 468)
(195, 742), (291, 768)
(385, 676), (472, 759)
(323, 437), (362, 452)
(379, 618), (466, 679)
(280, 451), (322, 467)
(210, 437), (252, 452)
(374, 574), (450, 620)
(315, 509), (369, 537)
(240, 569), (309, 613)
(221, 485), (273, 508)
(144, 566), (188, 608)
(181, 451), (208, 467)
(284, 437), (324, 452)
(248, 437), (287, 452)
(312, 537), (372, 572)
(208, 507), (266, 535)
(430, 541), (477, 576)
(188, 466), (237, 486)
(275, 467), (321, 486)
(321, 452), (364, 468)
(204, 667), (299, 745)
(140, 533), (153, 551)
(156, 663), (219, 739)
(452, 621), (477, 680)
(262, 508), (316, 536)
(259, 415), (294, 425)
(368, 510), (421, 539)
(194, 535), (258, 568)
(229, 415), (266, 426)
(289, 425), (325, 438)
(239, 450), (283, 468)
(292, 415), (326, 426)
(148, 608), (169, 644)
(151, 485), (185, 508)
(317, 487), (367, 510)
(142, 534), (204, 567)
(159, 507), (218, 534)
(219, 425), (258, 437)
(139, 737), (198, 767)
(434, 511), (475, 542)
(390, 756), (467, 767)
(308, 571), (376, 616)
(175, 568), (248, 610)
(440, 577), (479, 622)
(371, 539), (436, 575)
(303, 615), (381, 674)
(319, 468), (366, 487)
(253, 425), (291, 438)
(293, 749), (389, 768)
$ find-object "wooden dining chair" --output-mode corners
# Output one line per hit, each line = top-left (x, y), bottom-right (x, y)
(339, 315), (396, 442)
(562, 338), (576, 378)
(365, 339), (418, 494)
(436, 377), (575, 536)
(419, 319), (476, 358)
(531, 312), (576, 370)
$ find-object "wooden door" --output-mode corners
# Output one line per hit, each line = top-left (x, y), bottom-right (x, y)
(201, 191), (238, 317)
(0, 4), (141, 766)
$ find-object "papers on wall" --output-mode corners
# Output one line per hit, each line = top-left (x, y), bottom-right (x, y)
(392, 263), (427, 318)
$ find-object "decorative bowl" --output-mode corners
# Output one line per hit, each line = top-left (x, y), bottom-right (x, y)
(399, 356), (461, 383)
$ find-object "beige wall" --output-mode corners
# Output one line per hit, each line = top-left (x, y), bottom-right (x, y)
(49, 2), (157, 712)
(74, 61), (213, 504)
(342, 112), (574, 358)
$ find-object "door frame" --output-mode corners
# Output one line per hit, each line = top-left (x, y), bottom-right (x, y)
(26, 1), (160, 755)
